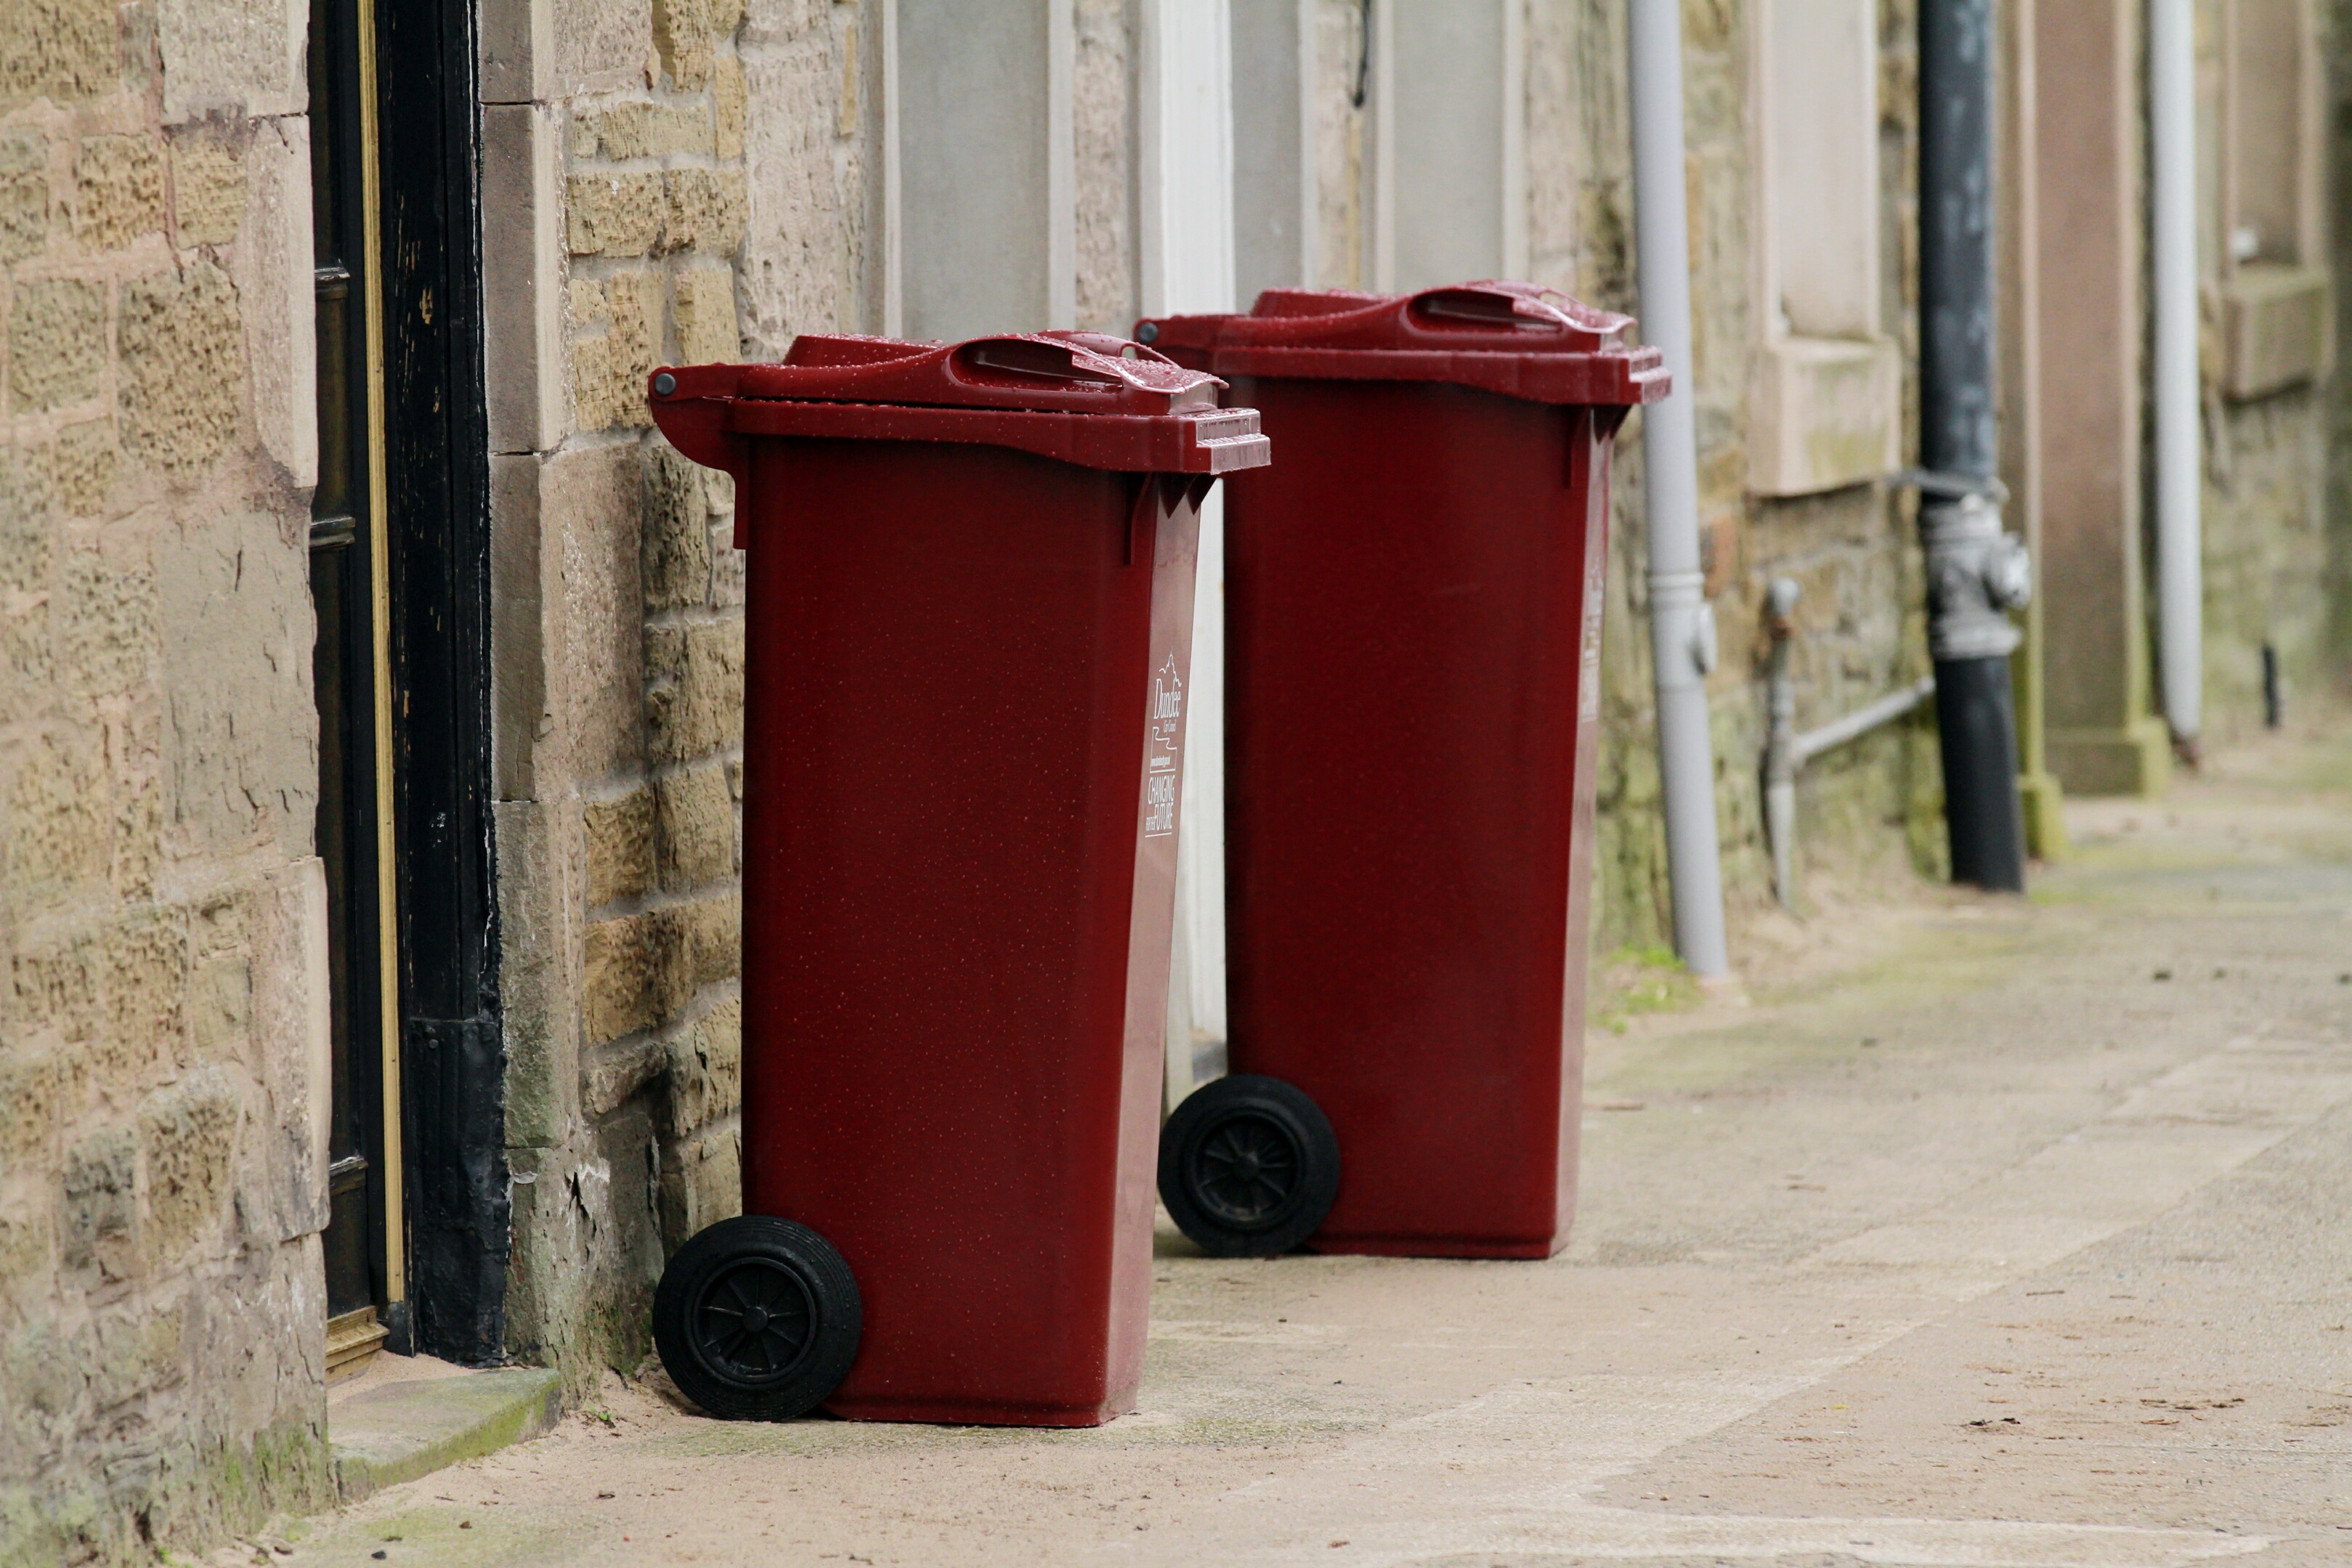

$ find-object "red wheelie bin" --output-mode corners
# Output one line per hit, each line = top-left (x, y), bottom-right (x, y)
(646, 331), (1268, 1423)
(1135, 283), (1665, 1260)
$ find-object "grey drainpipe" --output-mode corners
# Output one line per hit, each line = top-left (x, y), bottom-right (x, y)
(1628, 0), (1729, 977)
(1917, 0), (2032, 890)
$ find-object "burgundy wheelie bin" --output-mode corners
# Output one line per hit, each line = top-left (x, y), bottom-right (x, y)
(1135, 283), (1665, 1260)
(645, 331), (1268, 1423)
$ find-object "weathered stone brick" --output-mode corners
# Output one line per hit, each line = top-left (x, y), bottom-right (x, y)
(572, 268), (660, 431)
(139, 1066), (238, 1259)
(6, 733), (112, 901)
(51, 418), (119, 515)
(0, 1049), (68, 1167)
(572, 100), (714, 162)
(565, 171), (662, 256)
(0, 447), (55, 593)
(660, 168), (746, 255)
(655, 762), (731, 890)
(710, 523), (745, 609)
(90, 1299), (186, 1409)
(663, 994), (739, 1137)
(59, 1129), (136, 1278)
(670, 265), (736, 365)
(9, 928), (99, 1044)
(682, 890), (738, 987)
(644, 617), (743, 763)
(566, 275), (605, 332)
(583, 913), (646, 1044)
(75, 134), (165, 251)
(583, 787), (654, 908)
(641, 441), (711, 611)
(0, 0), (116, 106)
(187, 956), (251, 1059)
(7, 277), (106, 411)
(111, 748), (161, 900)
(169, 135), (243, 246)
(652, 0), (743, 89)
(58, 545), (156, 698)
(0, 126), (49, 263)
(118, 260), (245, 474)
(103, 906), (187, 1083)
(713, 56), (746, 158)
(0, 1204), (52, 1309)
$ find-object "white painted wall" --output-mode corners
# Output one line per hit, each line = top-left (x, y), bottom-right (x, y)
(1140, 0), (1236, 1106)
(1372, 0), (1525, 291)
(885, 0), (1076, 338)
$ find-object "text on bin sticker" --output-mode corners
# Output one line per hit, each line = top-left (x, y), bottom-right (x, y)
(1578, 557), (1604, 723)
(1145, 654), (1183, 837)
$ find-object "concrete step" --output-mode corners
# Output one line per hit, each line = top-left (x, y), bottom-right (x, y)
(329, 1365), (564, 1503)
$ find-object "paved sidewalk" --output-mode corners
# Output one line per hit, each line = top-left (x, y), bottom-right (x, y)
(262, 728), (2352, 1567)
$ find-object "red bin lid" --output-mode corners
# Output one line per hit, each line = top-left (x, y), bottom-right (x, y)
(648, 330), (1272, 481)
(1134, 281), (1668, 407)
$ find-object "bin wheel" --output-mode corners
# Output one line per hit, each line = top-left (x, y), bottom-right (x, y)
(653, 1214), (861, 1421)
(1158, 1074), (1339, 1257)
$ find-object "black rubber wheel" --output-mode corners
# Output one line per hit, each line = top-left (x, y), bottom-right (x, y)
(1158, 1073), (1339, 1257)
(653, 1215), (861, 1421)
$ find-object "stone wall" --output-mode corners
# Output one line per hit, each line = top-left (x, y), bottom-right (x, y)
(1517, 0), (1937, 951)
(0, 0), (336, 1560)
(487, 0), (875, 1389)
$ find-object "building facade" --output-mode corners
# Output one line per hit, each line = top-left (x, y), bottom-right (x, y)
(2, 1), (2346, 1561)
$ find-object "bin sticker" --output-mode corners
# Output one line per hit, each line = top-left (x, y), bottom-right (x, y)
(1578, 561), (1604, 723)
(1145, 654), (1183, 837)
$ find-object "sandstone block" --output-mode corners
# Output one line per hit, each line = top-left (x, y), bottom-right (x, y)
(0, 0), (116, 107)
(710, 524), (745, 609)
(660, 168), (746, 255)
(60, 1129), (137, 1278)
(59, 544), (157, 699)
(482, 103), (567, 455)
(713, 55), (746, 158)
(572, 268), (660, 431)
(641, 441), (711, 611)
(667, 1124), (739, 1245)
(0, 1205), (53, 1310)
(573, 100), (715, 161)
(682, 890), (738, 987)
(664, 994), (739, 1137)
(7, 277), (106, 411)
(0, 126), (49, 264)
(584, 911), (650, 1044)
(652, 0), (742, 89)
(553, 0), (653, 97)
(189, 955), (252, 1059)
(566, 171), (662, 256)
(139, 1065), (239, 1259)
(644, 617), (743, 763)
(91, 1299), (187, 1409)
(0, 447), (55, 593)
(9, 927), (99, 1044)
(670, 265), (737, 366)
(6, 732), (112, 903)
(156, 0), (307, 122)
(654, 762), (731, 890)
(104, 905), (187, 1084)
(75, 134), (166, 251)
(242, 115), (317, 487)
(583, 787), (655, 907)
(52, 418), (119, 515)
(0, 1049), (67, 1167)
(118, 259), (246, 474)
(170, 134), (244, 245)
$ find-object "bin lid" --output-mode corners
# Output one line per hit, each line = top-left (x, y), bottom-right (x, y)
(648, 330), (1272, 484)
(1133, 282), (1669, 406)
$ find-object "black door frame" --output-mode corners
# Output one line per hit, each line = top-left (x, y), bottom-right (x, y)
(375, 0), (506, 1365)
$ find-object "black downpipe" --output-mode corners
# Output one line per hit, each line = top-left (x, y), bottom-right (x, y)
(1918, 0), (2027, 891)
